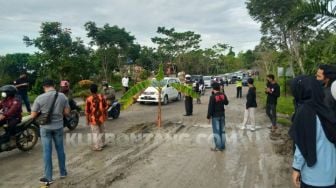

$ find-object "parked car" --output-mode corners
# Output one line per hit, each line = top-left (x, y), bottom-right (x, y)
(190, 75), (203, 82)
(203, 76), (212, 88)
(242, 77), (249, 86)
(228, 76), (238, 84)
(137, 77), (181, 105)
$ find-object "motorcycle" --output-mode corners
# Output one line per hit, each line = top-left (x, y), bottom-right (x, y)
(33, 99), (80, 131)
(0, 116), (39, 152)
(63, 98), (80, 130)
(107, 99), (120, 119)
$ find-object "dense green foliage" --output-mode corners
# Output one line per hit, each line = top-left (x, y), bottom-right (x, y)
(1, 0), (336, 95)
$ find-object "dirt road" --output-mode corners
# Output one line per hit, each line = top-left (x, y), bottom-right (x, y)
(0, 85), (293, 188)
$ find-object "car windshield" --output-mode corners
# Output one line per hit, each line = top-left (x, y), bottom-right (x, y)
(151, 79), (168, 87)
(204, 76), (211, 80)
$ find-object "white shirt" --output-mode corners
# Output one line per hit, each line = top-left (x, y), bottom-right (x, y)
(122, 77), (129, 87)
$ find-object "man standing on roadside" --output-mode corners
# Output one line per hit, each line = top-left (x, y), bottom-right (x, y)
(85, 84), (107, 151)
(207, 82), (229, 151)
(316, 64), (336, 115)
(184, 74), (193, 116)
(122, 75), (129, 93)
(265, 74), (280, 131)
(31, 79), (70, 185)
(236, 78), (242, 98)
(14, 71), (31, 113)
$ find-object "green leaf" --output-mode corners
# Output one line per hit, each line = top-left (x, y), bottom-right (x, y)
(171, 83), (200, 98)
(119, 80), (151, 110)
(155, 63), (164, 81)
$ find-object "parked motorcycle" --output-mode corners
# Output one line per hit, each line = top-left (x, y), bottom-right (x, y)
(107, 100), (120, 119)
(63, 98), (80, 130)
(0, 116), (39, 152)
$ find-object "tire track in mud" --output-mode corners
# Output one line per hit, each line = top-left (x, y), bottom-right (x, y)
(52, 124), (186, 187)
(109, 86), (293, 188)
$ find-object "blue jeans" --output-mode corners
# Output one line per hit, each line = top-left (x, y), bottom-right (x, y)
(211, 116), (225, 150)
(40, 127), (67, 181)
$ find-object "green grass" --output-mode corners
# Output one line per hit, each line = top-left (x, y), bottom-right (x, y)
(111, 82), (123, 92)
(278, 118), (292, 127)
(254, 80), (294, 116)
(28, 93), (38, 104)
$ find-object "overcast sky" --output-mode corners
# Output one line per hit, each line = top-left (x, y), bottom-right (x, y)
(0, 0), (261, 55)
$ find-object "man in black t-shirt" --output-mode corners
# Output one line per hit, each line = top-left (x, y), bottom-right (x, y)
(13, 71), (31, 113)
(316, 64), (336, 115)
(265, 74), (280, 132)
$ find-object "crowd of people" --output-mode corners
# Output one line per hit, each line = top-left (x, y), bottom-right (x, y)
(0, 66), (335, 187)
(204, 66), (336, 188)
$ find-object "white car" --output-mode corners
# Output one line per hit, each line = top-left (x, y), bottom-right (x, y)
(137, 77), (182, 104)
(203, 76), (212, 88)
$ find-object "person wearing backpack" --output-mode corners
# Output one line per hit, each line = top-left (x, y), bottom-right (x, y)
(85, 84), (108, 151)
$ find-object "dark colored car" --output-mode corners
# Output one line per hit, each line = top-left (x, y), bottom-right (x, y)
(242, 77), (249, 86)
(190, 75), (203, 82)
(229, 76), (238, 84)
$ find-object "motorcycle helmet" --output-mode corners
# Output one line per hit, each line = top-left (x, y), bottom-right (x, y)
(0, 85), (17, 97)
(185, 74), (191, 81)
(60, 80), (70, 87)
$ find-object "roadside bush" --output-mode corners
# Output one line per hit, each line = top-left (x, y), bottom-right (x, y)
(73, 90), (91, 101)
(140, 70), (151, 81)
(78, 80), (93, 89)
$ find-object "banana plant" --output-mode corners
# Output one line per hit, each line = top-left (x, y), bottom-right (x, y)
(119, 64), (199, 127)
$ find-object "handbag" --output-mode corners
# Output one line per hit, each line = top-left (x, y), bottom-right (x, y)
(36, 92), (58, 125)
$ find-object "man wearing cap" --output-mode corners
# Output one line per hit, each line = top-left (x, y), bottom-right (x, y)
(13, 71), (31, 113)
(31, 79), (70, 185)
(184, 74), (193, 116)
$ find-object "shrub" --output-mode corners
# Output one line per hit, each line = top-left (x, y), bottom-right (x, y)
(74, 90), (91, 101)
(78, 80), (93, 89)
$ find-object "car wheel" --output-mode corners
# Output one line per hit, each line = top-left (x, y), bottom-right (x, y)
(163, 95), (169, 105)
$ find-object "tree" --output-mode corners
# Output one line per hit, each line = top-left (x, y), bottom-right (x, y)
(23, 22), (93, 85)
(238, 50), (256, 69)
(293, 0), (336, 30)
(0, 53), (30, 85)
(119, 64), (199, 127)
(84, 21), (137, 81)
(246, 0), (313, 75)
(151, 27), (201, 66)
(303, 30), (336, 74)
(136, 46), (158, 71)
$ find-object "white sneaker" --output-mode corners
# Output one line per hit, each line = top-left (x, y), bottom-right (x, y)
(250, 127), (256, 132)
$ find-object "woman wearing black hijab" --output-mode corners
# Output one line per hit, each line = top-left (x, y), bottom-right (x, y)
(290, 76), (336, 188)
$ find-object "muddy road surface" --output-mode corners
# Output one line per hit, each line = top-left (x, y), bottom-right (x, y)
(0, 85), (293, 188)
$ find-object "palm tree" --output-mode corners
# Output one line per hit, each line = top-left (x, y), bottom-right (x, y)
(293, 0), (336, 29)
(119, 64), (199, 127)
